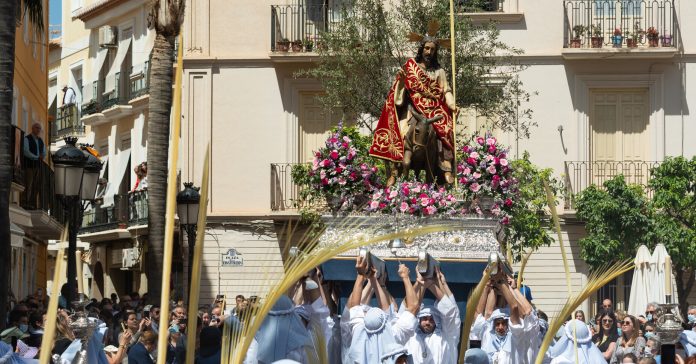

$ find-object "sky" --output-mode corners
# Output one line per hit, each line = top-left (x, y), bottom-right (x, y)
(49, 0), (61, 27)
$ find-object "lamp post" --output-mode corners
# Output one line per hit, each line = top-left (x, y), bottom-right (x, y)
(176, 182), (200, 296)
(53, 137), (102, 305)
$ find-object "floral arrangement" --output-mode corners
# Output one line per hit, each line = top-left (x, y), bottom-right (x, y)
(613, 28), (622, 36)
(309, 123), (380, 211)
(457, 133), (519, 224)
(646, 27), (659, 39)
(366, 181), (459, 217)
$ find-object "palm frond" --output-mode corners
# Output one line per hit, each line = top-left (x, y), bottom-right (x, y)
(21, 0), (44, 33)
(228, 218), (457, 364)
(534, 260), (634, 364)
(516, 249), (533, 288)
(458, 270), (490, 362)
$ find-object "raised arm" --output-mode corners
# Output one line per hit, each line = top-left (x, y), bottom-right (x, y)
(494, 274), (520, 325)
(370, 270), (391, 312)
(399, 264), (419, 315)
(348, 257), (368, 309)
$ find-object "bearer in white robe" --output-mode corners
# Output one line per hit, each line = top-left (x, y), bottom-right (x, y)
(406, 268), (460, 364)
(546, 319), (606, 364)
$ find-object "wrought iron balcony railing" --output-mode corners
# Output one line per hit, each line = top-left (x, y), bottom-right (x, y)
(129, 61), (150, 100)
(563, 160), (661, 209)
(271, 163), (303, 211)
(563, 0), (676, 49)
(19, 160), (66, 223)
(270, 4), (346, 52)
(52, 105), (84, 142)
(81, 189), (149, 234)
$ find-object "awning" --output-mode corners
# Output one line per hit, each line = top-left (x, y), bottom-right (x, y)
(320, 258), (486, 318)
(48, 85), (57, 109)
(104, 37), (132, 95)
(102, 149), (130, 208)
(84, 47), (109, 102)
(10, 222), (24, 248)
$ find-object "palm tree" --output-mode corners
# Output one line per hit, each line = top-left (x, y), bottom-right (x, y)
(146, 0), (185, 300)
(0, 0), (43, 330)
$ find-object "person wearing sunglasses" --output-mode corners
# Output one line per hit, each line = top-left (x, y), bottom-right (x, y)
(593, 310), (619, 362)
(611, 315), (646, 364)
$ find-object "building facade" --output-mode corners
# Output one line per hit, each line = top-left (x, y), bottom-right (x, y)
(10, 0), (58, 302)
(48, 0), (155, 300)
(179, 0), (696, 318)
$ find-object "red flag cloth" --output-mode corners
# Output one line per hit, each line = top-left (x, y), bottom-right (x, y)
(369, 58), (454, 162)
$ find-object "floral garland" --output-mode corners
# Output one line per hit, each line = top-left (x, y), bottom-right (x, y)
(457, 133), (518, 224)
(366, 180), (459, 217)
(309, 124), (380, 211)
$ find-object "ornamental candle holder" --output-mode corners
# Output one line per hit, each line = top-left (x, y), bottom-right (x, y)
(655, 297), (683, 344)
(64, 294), (99, 364)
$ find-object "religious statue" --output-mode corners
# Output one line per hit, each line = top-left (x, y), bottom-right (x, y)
(369, 21), (458, 186)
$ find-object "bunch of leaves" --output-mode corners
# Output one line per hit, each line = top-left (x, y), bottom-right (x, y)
(649, 156), (696, 302)
(297, 0), (536, 137)
(365, 180), (459, 216)
(499, 152), (559, 262)
(575, 175), (656, 269)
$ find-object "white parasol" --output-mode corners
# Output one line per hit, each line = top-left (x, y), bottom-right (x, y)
(627, 245), (652, 317)
(649, 244), (679, 305)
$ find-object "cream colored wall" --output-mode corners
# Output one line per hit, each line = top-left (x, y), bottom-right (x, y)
(196, 225), (285, 303)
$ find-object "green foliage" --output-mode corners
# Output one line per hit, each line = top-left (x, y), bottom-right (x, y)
(576, 175), (655, 269)
(504, 152), (559, 262)
(649, 157), (696, 271)
(297, 0), (536, 137)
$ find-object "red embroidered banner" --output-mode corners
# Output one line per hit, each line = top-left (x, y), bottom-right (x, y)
(369, 58), (453, 162)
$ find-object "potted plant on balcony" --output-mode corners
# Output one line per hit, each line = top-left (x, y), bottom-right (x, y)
(661, 33), (673, 47)
(570, 25), (586, 48)
(590, 24), (604, 48)
(646, 27), (659, 47)
(612, 28), (623, 48)
(291, 39), (304, 52)
(625, 29), (640, 48)
(304, 36), (314, 52)
(276, 38), (290, 52)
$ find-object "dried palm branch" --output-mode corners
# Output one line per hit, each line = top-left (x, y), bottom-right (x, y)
(534, 260), (634, 364)
(458, 269), (491, 362)
(544, 179), (572, 295)
(227, 219), (456, 364)
(516, 249), (533, 289)
(39, 224), (68, 364)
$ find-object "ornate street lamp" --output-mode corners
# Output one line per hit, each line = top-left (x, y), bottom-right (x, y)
(53, 137), (88, 305)
(53, 138), (103, 306)
(176, 182), (200, 296)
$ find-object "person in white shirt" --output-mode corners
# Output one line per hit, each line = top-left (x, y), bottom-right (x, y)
(480, 269), (539, 363)
(345, 255), (419, 363)
(406, 268), (460, 364)
(61, 85), (78, 121)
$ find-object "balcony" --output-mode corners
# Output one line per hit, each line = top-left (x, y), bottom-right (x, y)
(81, 62), (150, 125)
(562, 0), (678, 60)
(80, 190), (149, 234)
(18, 160), (66, 238)
(563, 160), (661, 210)
(129, 61), (150, 102)
(51, 105), (85, 143)
(270, 3), (344, 58)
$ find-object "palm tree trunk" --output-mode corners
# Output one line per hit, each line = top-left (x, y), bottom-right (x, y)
(146, 34), (175, 300)
(0, 0), (17, 330)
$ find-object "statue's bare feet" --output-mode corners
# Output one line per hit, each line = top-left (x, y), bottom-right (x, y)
(444, 172), (454, 184)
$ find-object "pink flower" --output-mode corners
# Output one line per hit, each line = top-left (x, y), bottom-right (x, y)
(400, 202), (409, 212)
(476, 137), (485, 145)
(335, 167), (343, 174)
(420, 197), (430, 207)
(463, 145), (471, 153)
(321, 178), (329, 186)
(501, 216), (510, 225)
(504, 198), (513, 207)
(470, 152), (480, 159)
(494, 157), (500, 165)
(467, 157), (477, 166)
(488, 146), (496, 153)
(389, 190), (398, 199)
(469, 183), (481, 192)
(473, 172), (481, 179)
(370, 201), (380, 209)
(322, 159), (332, 167)
(320, 170), (326, 179)
(500, 158), (508, 167)
(378, 202), (386, 209)
(349, 171), (358, 180)
(343, 136), (351, 143)
(493, 175), (501, 181)
(329, 137), (338, 144)
(425, 205), (437, 215)
(401, 185), (410, 195)
(330, 150), (339, 160)
(487, 165), (497, 174)
(486, 137), (496, 146)
(342, 142), (349, 148)
(338, 178), (346, 185)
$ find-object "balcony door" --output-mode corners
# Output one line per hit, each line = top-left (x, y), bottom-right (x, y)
(589, 88), (650, 187)
(298, 92), (334, 163)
